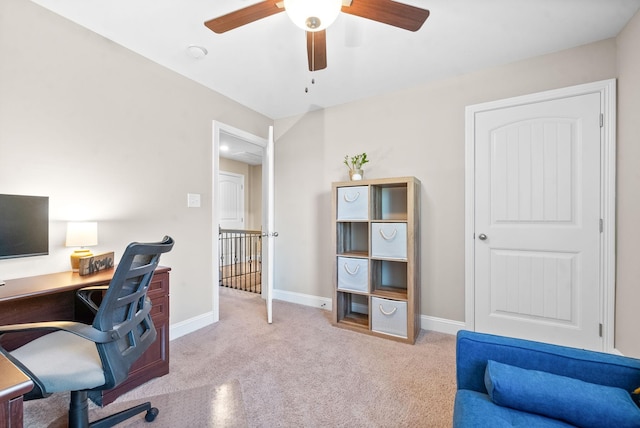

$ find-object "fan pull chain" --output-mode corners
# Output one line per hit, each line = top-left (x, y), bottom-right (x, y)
(306, 32), (316, 94)
(305, 31), (315, 93)
(305, 78), (315, 93)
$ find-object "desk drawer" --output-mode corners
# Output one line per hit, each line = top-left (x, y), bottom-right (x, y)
(148, 271), (169, 299)
(150, 295), (169, 322)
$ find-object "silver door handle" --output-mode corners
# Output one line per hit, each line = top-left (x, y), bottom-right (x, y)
(478, 234), (487, 240)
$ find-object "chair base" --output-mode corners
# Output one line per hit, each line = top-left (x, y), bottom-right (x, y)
(69, 390), (158, 428)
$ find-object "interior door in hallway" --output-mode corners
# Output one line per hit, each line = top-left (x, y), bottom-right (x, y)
(219, 171), (245, 231)
(472, 91), (603, 351)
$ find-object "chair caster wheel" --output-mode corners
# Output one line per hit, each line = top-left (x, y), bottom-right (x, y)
(145, 407), (159, 422)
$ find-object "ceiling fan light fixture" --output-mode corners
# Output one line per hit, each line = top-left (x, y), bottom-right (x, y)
(283, 0), (342, 32)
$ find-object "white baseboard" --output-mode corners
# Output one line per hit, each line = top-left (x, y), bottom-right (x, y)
(273, 288), (332, 311)
(274, 291), (465, 336)
(167, 290), (331, 342)
(169, 311), (215, 341)
(611, 348), (624, 356)
(168, 293), (465, 341)
(420, 315), (466, 336)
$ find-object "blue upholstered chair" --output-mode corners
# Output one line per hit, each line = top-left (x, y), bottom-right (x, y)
(0, 236), (174, 428)
(454, 330), (640, 427)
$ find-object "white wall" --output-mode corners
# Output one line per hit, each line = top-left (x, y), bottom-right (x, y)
(0, 0), (272, 325)
(615, 10), (640, 357)
(274, 38), (618, 324)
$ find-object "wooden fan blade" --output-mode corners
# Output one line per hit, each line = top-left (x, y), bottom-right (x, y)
(342, 0), (430, 32)
(205, 1), (284, 34)
(306, 30), (327, 71)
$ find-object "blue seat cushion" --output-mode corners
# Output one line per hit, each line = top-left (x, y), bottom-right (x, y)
(453, 390), (575, 428)
(484, 360), (640, 428)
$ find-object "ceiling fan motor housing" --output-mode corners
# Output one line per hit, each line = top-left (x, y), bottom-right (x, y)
(306, 16), (322, 29)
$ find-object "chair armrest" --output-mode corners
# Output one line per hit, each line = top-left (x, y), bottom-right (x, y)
(76, 285), (109, 314)
(456, 330), (640, 394)
(0, 321), (114, 344)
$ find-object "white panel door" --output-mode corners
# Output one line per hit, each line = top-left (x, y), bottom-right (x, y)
(219, 171), (244, 230)
(474, 92), (602, 350)
(263, 126), (275, 324)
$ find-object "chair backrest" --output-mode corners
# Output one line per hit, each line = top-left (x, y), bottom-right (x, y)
(93, 236), (174, 389)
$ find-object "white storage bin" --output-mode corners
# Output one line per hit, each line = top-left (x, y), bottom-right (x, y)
(371, 223), (407, 259)
(371, 297), (408, 338)
(337, 186), (368, 220)
(337, 257), (368, 292)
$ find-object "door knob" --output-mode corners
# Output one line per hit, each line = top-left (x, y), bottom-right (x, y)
(478, 233), (488, 240)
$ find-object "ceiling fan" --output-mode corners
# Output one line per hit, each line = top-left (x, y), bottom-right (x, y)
(204, 0), (430, 71)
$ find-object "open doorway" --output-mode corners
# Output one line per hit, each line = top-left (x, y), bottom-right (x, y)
(212, 121), (272, 324)
(219, 167), (262, 294)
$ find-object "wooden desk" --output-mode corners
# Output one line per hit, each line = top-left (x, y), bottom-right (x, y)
(0, 353), (33, 428)
(0, 267), (170, 405)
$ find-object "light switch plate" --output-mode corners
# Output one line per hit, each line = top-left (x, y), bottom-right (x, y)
(187, 193), (201, 208)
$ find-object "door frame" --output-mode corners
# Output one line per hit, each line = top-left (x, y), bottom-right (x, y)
(212, 121), (268, 323)
(464, 79), (617, 352)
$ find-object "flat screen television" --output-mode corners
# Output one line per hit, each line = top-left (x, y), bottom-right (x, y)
(0, 194), (49, 259)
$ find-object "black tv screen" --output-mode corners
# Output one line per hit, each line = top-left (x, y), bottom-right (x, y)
(0, 194), (49, 259)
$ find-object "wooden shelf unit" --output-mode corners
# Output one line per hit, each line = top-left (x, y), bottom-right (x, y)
(332, 176), (420, 344)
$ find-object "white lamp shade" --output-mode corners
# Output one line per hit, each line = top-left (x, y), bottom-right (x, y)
(65, 222), (98, 247)
(284, 0), (342, 32)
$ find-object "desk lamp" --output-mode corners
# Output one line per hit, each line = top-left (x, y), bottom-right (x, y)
(65, 221), (98, 272)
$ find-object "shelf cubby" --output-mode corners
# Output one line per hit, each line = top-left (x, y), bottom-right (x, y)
(335, 291), (369, 329)
(336, 221), (368, 256)
(371, 259), (408, 300)
(371, 183), (408, 221)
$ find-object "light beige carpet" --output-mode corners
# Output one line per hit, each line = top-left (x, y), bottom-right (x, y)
(42, 381), (247, 428)
(24, 287), (457, 427)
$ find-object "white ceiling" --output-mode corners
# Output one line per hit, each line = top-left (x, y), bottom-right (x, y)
(220, 131), (264, 165)
(31, 0), (640, 120)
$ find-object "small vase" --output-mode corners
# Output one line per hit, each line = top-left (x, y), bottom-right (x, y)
(349, 169), (364, 181)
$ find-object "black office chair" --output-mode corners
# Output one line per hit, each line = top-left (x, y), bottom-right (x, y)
(0, 236), (174, 428)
